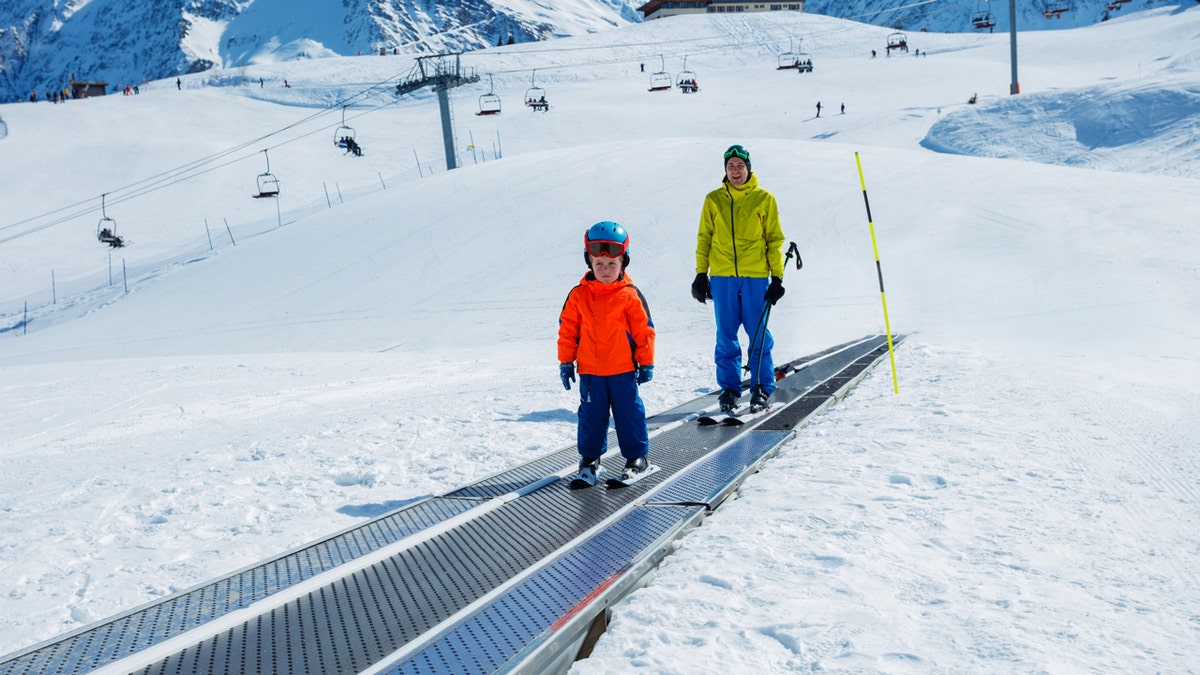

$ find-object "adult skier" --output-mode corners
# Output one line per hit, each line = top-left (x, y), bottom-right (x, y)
(691, 144), (787, 413)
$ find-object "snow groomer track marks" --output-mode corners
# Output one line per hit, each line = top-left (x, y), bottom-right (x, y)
(0, 334), (900, 675)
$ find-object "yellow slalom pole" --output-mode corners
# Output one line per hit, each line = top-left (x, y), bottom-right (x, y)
(853, 152), (899, 394)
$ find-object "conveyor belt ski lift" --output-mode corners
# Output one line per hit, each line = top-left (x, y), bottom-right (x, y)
(253, 149), (280, 199)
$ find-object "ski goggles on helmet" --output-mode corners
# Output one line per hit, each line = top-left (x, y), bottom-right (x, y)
(586, 240), (628, 258)
(723, 144), (750, 162)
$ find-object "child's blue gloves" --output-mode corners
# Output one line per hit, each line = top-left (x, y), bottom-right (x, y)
(637, 365), (654, 384)
(560, 363), (575, 390)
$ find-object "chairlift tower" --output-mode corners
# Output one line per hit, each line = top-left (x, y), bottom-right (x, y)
(395, 53), (480, 170)
(1008, 0), (1020, 94)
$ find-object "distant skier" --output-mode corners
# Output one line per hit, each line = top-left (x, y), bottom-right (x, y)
(816, 101), (822, 118)
(558, 221), (656, 488)
(176, 77), (181, 90)
(841, 102), (846, 115)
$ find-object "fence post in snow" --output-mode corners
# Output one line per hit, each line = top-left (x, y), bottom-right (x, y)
(496, 130), (502, 159)
(336, 183), (344, 205)
(324, 182), (332, 208)
(108, 252), (114, 287)
(204, 219), (214, 251)
(378, 172), (387, 190)
(122, 259), (129, 294)
(223, 218), (236, 246)
(275, 197), (282, 229)
(414, 149), (424, 178)
(469, 131), (478, 164)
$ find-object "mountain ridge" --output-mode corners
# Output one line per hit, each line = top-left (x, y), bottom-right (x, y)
(0, 0), (1170, 102)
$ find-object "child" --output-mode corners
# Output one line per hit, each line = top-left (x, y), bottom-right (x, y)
(558, 221), (656, 488)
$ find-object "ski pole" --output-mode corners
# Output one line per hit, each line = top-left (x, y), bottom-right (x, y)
(853, 152), (900, 394)
(743, 300), (772, 375)
(744, 242), (802, 376)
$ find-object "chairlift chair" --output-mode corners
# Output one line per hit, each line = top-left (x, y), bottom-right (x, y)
(795, 52), (814, 73)
(676, 56), (698, 93)
(886, 32), (909, 53)
(95, 194), (124, 248)
(776, 38), (800, 70)
(972, 0), (996, 30)
(972, 11), (996, 29)
(479, 93), (502, 115)
(648, 55), (671, 92)
(333, 106), (356, 148)
(478, 74), (502, 115)
(525, 70), (548, 109)
(253, 149), (280, 199)
(1042, 1), (1070, 19)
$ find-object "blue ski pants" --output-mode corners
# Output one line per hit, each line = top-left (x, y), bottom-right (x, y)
(710, 276), (775, 395)
(576, 371), (649, 460)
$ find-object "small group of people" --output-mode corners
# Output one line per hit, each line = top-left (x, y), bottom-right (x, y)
(558, 143), (788, 486)
(527, 95), (549, 110)
(97, 227), (124, 248)
(29, 89), (73, 103)
(121, 84), (141, 95)
(340, 136), (363, 156)
(679, 78), (699, 93)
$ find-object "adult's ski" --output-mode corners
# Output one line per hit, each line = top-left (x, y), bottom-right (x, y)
(720, 403), (773, 426)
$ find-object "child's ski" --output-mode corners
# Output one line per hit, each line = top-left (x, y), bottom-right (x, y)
(569, 464), (605, 490)
(605, 464), (661, 489)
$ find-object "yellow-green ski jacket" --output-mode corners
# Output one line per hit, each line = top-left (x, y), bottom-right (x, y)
(696, 173), (786, 278)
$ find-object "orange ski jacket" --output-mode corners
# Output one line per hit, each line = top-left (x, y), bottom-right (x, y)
(558, 271), (655, 376)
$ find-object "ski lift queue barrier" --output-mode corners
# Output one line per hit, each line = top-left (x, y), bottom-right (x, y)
(0, 335), (901, 675)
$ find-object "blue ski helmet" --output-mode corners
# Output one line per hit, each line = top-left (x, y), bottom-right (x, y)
(583, 221), (630, 268)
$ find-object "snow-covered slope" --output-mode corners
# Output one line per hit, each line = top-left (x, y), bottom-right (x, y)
(1, 5), (1198, 672)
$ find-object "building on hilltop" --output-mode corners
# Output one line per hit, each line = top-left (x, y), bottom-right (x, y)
(639, 0), (804, 21)
(69, 79), (108, 98)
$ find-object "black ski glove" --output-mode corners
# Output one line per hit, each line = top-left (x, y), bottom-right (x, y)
(764, 277), (785, 305)
(691, 273), (711, 304)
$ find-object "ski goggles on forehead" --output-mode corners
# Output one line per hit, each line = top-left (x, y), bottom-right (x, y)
(724, 145), (750, 161)
(587, 240), (627, 258)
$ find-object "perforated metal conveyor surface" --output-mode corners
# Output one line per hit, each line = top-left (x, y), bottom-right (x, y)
(0, 334), (899, 675)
